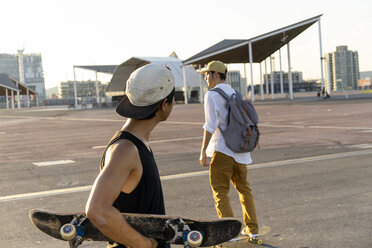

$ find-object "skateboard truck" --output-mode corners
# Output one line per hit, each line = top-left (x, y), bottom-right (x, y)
(248, 236), (263, 245)
(167, 219), (203, 248)
(60, 215), (87, 248)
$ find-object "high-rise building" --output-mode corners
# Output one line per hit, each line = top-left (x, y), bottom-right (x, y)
(58, 80), (105, 99)
(228, 71), (245, 94)
(263, 71), (307, 93)
(325, 46), (359, 91)
(0, 52), (46, 98)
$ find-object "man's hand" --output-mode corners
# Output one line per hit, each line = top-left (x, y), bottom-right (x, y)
(199, 150), (210, 167)
(200, 130), (213, 167)
(147, 238), (158, 248)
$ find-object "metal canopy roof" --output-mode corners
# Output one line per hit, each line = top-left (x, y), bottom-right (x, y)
(0, 73), (38, 96)
(0, 73), (18, 92)
(74, 65), (117, 74)
(183, 14), (322, 65)
(106, 57), (151, 94)
(106, 56), (201, 96)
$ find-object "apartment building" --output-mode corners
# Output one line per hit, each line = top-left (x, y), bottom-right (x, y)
(325, 46), (359, 91)
(0, 51), (46, 98)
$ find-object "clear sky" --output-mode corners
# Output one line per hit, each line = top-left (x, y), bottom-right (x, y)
(1, 0), (371, 89)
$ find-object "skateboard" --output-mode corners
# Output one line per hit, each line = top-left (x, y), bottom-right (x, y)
(216, 226), (271, 247)
(29, 209), (242, 248)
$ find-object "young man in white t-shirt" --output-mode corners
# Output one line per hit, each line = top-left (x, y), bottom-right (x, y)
(199, 61), (259, 239)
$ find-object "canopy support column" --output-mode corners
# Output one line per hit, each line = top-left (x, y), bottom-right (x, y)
(264, 59), (269, 96)
(287, 42), (294, 100)
(11, 90), (15, 109)
(95, 71), (100, 107)
(17, 91), (21, 109)
(198, 64), (203, 104)
(270, 56), (274, 99)
(243, 63), (247, 99)
(17, 49), (24, 109)
(73, 66), (78, 107)
(318, 18), (325, 93)
(248, 42), (255, 102)
(16, 82), (20, 109)
(5, 88), (9, 109)
(27, 88), (30, 108)
(259, 62), (264, 101)
(279, 49), (284, 96)
(182, 65), (188, 104)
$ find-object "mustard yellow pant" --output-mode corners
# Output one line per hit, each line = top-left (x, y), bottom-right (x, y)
(209, 151), (259, 234)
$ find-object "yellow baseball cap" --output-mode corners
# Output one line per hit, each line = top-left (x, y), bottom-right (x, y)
(201, 61), (227, 74)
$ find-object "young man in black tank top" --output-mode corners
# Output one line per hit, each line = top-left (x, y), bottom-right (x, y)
(86, 64), (175, 248)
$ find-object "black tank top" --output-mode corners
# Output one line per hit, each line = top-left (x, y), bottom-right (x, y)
(100, 130), (168, 248)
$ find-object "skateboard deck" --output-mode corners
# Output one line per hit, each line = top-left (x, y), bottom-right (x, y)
(29, 209), (242, 248)
(216, 226), (271, 247)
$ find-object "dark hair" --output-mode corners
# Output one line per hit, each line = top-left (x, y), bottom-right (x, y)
(140, 88), (175, 120)
(211, 70), (227, 80)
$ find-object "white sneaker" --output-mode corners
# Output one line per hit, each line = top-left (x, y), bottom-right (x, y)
(241, 227), (259, 239)
(249, 233), (260, 240)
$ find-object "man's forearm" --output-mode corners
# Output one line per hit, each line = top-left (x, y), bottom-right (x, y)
(200, 129), (213, 167)
(201, 129), (213, 152)
(88, 206), (152, 248)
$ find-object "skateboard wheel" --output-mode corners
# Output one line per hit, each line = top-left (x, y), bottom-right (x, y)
(187, 230), (203, 247)
(60, 224), (77, 240)
(257, 239), (263, 245)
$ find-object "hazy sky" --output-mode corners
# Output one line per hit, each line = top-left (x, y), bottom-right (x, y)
(1, 0), (371, 89)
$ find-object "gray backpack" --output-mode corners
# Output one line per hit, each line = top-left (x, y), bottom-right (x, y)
(211, 87), (260, 153)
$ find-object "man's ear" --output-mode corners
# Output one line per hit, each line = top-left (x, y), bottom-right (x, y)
(160, 98), (168, 110)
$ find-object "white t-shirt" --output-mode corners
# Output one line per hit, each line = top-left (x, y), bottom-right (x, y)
(203, 83), (252, 165)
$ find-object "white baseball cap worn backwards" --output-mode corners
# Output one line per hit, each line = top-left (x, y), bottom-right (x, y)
(116, 64), (175, 119)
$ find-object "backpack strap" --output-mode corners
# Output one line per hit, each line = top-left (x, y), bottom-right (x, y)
(236, 103), (253, 150)
(210, 87), (232, 100)
(241, 101), (257, 126)
(240, 100), (260, 149)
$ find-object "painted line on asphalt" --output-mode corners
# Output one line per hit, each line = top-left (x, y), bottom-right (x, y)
(0, 186), (92, 203)
(259, 123), (372, 130)
(164, 121), (203, 125)
(248, 149), (372, 169)
(308, 125), (372, 130)
(33, 160), (75, 167)
(2, 115), (372, 131)
(360, 130), (372, 133)
(151, 136), (201, 143)
(0, 115), (57, 120)
(346, 144), (372, 149)
(92, 137), (202, 149)
(2, 149), (372, 203)
(58, 119), (204, 125)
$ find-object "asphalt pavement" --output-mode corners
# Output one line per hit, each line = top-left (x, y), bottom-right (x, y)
(0, 97), (371, 248)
